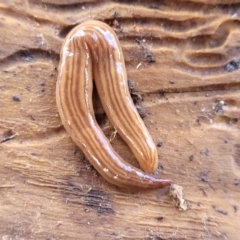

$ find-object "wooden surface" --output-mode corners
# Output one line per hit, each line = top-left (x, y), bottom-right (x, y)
(0, 0), (240, 239)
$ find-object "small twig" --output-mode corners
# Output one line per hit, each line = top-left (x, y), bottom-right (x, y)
(109, 128), (117, 142)
(1, 132), (19, 143)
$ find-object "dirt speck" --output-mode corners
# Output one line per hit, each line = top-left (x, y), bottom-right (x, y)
(12, 95), (21, 102)
(169, 184), (188, 211)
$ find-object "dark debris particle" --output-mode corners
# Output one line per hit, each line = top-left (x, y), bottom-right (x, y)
(127, 80), (146, 118)
(201, 175), (208, 182)
(66, 179), (84, 193)
(26, 86), (31, 91)
(73, 149), (77, 155)
(110, 232), (118, 237)
(30, 115), (35, 121)
(200, 187), (207, 196)
(84, 189), (115, 215)
(134, 39), (156, 63)
(214, 101), (225, 114)
(156, 216), (164, 221)
(212, 205), (228, 215)
(224, 58), (240, 72)
(136, 104), (147, 118)
(189, 155), (194, 161)
(200, 171), (210, 183)
(152, 237), (163, 240)
(128, 80), (135, 92)
(158, 164), (164, 170)
(12, 95), (21, 102)
(229, 118), (238, 124)
(19, 50), (34, 61)
(112, 11), (118, 18)
(157, 141), (163, 147)
(131, 92), (142, 104)
(158, 91), (168, 100)
(233, 205), (238, 213)
(135, 38), (141, 45)
(145, 51), (155, 63)
(112, 19), (120, 28)
(149, 5), (159, 9)
(234, 179), (240, 185)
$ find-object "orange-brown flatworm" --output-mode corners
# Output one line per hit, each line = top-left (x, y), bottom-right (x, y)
(56, 20), (171, 189)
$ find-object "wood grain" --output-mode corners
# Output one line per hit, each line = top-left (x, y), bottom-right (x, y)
(0, 0), (240, 239)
